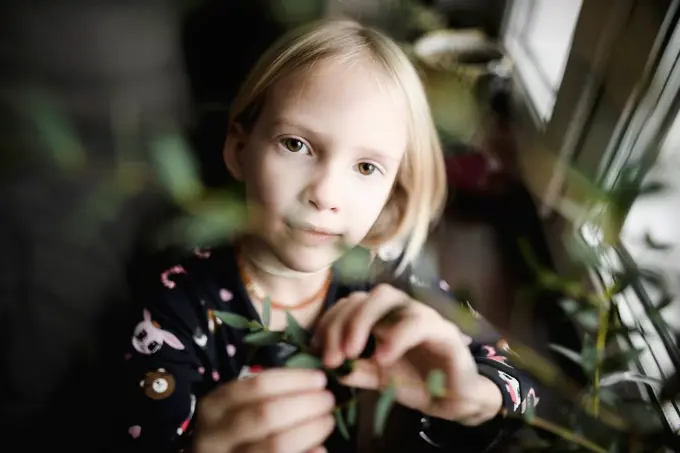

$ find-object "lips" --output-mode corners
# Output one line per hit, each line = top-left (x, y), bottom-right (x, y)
(285, 221), (341, 245)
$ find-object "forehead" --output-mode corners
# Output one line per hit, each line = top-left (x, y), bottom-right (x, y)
(259, 57), (409, 157)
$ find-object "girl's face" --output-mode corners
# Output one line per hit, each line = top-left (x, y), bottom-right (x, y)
(225, 58), (408, 273)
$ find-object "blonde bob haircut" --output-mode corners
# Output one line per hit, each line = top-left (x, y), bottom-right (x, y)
(228, 19), (447, 274)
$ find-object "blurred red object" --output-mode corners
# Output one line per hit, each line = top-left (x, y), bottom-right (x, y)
(445, 149), (507, 193)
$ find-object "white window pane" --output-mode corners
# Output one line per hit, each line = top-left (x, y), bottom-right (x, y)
(621, 113), (680, 330)
(504, 0), (584, 121)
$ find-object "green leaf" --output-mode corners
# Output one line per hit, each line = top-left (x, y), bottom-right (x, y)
(638, 269), (668, 292)
(644, 232), (673, 251)
(214, 311), (251, 329)
(155, 192), (248, 249)
(523, 395), (536, 421)
(332, 359), (356, 378)
(150, 133), (202, 203)
(518, 237), (541, 272)
(374, 383), (396, 436)
(23, 91), (86, 171)
(638, 181), (666, 197)
(243, 330), (283, 346)
(602, 348), (645, 373)
(346, 399), (358, 426)
(426, 369), (446, 398)
(599, 371), (662, 388)
(335, 246), (372, 283)
(580, 342), (598, 372)
(549, 344), (584, 367)
(285, 353), (324, 369)
(655, 294), (675, 311)
(285, 311), (307, 345)
(611, 271), (634, 295)
(334, 408), (350, 439)
(261, 297), (271, 328)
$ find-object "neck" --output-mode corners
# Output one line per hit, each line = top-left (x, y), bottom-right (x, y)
(239, 236), (330, 308)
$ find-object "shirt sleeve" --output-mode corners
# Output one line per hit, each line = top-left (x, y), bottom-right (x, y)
(112, 256), (207, 453)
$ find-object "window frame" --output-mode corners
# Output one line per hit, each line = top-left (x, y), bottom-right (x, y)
(506, 0), (680, 436)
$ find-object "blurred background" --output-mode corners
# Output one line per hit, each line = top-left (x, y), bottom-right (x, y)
(2, 0), (680, 451)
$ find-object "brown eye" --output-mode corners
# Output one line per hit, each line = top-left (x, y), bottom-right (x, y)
(281, 138), (307, 153)
(357, 162), (377, 175)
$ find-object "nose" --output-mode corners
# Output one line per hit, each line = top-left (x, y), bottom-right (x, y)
(304, 164), (342, 213)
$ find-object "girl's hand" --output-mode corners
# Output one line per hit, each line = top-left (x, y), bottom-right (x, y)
(193, 368), (335, 453)
(312, 284), (502, 425)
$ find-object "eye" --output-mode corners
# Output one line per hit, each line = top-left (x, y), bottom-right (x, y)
(280, 138), (309, 154)
(357, 162), (378, 176)
(135, 330), (147, 341)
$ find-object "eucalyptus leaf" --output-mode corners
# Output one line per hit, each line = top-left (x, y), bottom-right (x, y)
(602, 348), (646, 373)
(156, 197), (248, 249)
(374, 384), (396, 436)
(243, 330), (284, 346)
(335, 246), (372, 283)
(638, 269), (668, 293)
(426, 369), (447, 398)
(523, 395), (536, 421)
(655, 294), (675, 311)
(285, 353), (324, 369)
(549, 344), (584, 367)
(611, 271), (634, 295)
(261, 297), (271, 328)
(638, 181), (666, 196)
(334, 408), (350, 440)
(332, 359), (356, 378)
(580, 342), (598, 372)
(346, 399), (358, 426)
(285, 311), (308, 345)
(150, 134), (202, 203)
(24, 91), (86, 171)
(214, 311), (251, 329)
(599, 371), (662, 388)
(644, 232), (673, 251)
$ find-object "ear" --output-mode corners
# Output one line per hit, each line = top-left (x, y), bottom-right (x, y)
(223, 122), (248, 181)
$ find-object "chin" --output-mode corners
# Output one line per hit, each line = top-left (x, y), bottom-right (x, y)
(272, 242), (342, 273)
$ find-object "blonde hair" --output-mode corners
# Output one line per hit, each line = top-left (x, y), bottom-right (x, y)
(228, 19), (447, 274)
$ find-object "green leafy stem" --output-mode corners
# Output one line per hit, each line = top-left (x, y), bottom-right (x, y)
(214, 299), (450, 440)
(214, 300), (601, 451)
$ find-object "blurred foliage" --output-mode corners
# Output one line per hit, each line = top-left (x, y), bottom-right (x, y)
(5, 1), (680, 452)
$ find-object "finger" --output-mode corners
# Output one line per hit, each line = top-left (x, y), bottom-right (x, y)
(314, 292), (366, 368)
(202, 390), (335, 452)
(343, 284), (411, 359)
(374, 314), (456, 366)
(235, 414), (335, 453)
(200, 369), (327, 424)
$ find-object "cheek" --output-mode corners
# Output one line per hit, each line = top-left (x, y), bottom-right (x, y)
(344, 182), (394, 238)
(243, 144), (306, 213)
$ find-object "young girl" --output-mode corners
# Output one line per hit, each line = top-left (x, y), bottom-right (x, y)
(117, 19), (538, 453)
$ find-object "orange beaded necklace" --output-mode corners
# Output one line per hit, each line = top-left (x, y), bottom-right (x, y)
(236, 249), (331, 310)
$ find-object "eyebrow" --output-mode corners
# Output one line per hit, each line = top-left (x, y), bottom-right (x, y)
(268, 119), (401, 161)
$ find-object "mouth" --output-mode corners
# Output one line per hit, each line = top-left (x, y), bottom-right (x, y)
(285, 221), (341, 244)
